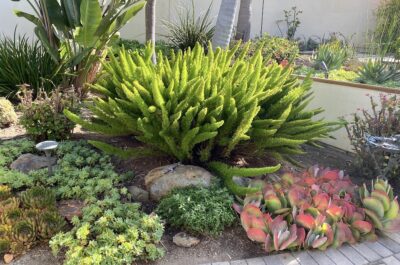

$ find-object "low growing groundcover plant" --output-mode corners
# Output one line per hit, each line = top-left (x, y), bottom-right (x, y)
(235, 166), (400, 252)
(156, 186), (236, 236)
(0, 138), (166, 264)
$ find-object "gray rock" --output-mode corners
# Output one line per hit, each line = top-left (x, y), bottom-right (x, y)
(127, 186), (149, 202)
(172, 232), (200, 248)
(10, 153), (56, 173)
(57, 200), (85, 222)
(232, 176), (251, 187)
(144, 163), (214, 201)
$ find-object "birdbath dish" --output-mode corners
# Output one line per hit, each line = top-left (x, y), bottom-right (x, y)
(35, 140), (58, 176)
(365, 134), (400, 179)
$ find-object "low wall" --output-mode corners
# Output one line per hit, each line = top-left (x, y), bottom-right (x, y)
(305, 78), (400, 152)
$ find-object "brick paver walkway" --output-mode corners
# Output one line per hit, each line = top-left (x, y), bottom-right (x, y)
(200, 232), (400, 265)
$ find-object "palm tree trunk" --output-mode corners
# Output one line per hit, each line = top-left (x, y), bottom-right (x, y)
(235, 0), (252, 42)
(212, 0), (239, 49)
(145, 0), (157, 64)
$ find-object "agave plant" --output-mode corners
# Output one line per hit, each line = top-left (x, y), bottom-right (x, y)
(359, 178), (400, 232)
(358, 60), (400, 85)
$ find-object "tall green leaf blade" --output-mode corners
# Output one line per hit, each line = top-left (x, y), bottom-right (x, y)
(14, 10), (41, 26)
(44, 0), (68, 30)
(74, 0), (102, 47)
(62, 0), (82, 27)
(115, 2), (146, 29)
(34, 26), (60, 62)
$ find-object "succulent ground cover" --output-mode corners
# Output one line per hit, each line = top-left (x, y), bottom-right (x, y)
(235, 166), (400, 252)
(0, 186), (66, 260)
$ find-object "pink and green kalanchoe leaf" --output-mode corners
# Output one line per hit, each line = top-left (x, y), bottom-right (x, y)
(264, 216), (304, 252)
(295, 213), (315, 230)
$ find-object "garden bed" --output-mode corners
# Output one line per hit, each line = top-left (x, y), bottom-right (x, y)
(0, 132), (352, 265)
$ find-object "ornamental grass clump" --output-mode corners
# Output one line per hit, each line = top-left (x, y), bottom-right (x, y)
(65, 43), (335, 178)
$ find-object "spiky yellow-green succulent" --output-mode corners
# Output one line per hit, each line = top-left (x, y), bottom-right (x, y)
(64, 42), (337, 165)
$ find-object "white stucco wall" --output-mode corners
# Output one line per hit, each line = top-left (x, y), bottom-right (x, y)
(0, 0), (380, 46)
(307, 80), (400, 152)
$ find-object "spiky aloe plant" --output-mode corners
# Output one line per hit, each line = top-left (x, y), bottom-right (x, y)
(11, 220), (36, 244)
(20, 187), (56, 210)
(65, 43), (336, 165)
(37, 211), (66, 239)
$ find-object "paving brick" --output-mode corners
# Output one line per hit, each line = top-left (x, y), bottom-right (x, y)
(325, 248), (353, 265)
(263, 254), (285, 265)
(384, 232), (400, 244)
(292, 251), (318, 265)
(230, 260), (248, 265)
(212, 262), (230, 265)
(278, 253), (299, 265)
(382, 255), (400, 265)
(338, 245), (368, 265)
(351, 243), (381, 262)
(378, 237), (400, 253)
(245, 257), (265, 265)
(365, 241), (393, 258)
(307, 250), (335, 265)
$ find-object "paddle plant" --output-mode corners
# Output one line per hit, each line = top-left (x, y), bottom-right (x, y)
(235, 166), (400, 253)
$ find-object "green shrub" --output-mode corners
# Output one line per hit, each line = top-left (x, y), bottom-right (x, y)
(315, 68), (359, 82)
(156, 187), (236, 236)
(314, 41), (351, 70)
(0, 98), (17, 128)
(113, 39), (172, 56)
(65, 43), (334, 165)
(345, 95), (400, 179)
(50, 194), (164, 265)
(18, 87), (79, 142)
(164, 2), (214, 50)
(234, 35), (299, 64)
(374, 0), (400, 54)
(358, 60), (400, 85)
(0, 34), (59, 99)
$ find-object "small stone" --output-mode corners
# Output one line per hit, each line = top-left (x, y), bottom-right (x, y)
(10, 153), (56, 173)
(173, 232), (200, 248)
(58, 200), (85, 222)
(145, 163), (214, 201)
(232, 176), (250, 187)
(4, 254), (14, 264)
(127, 186), (149, 202)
